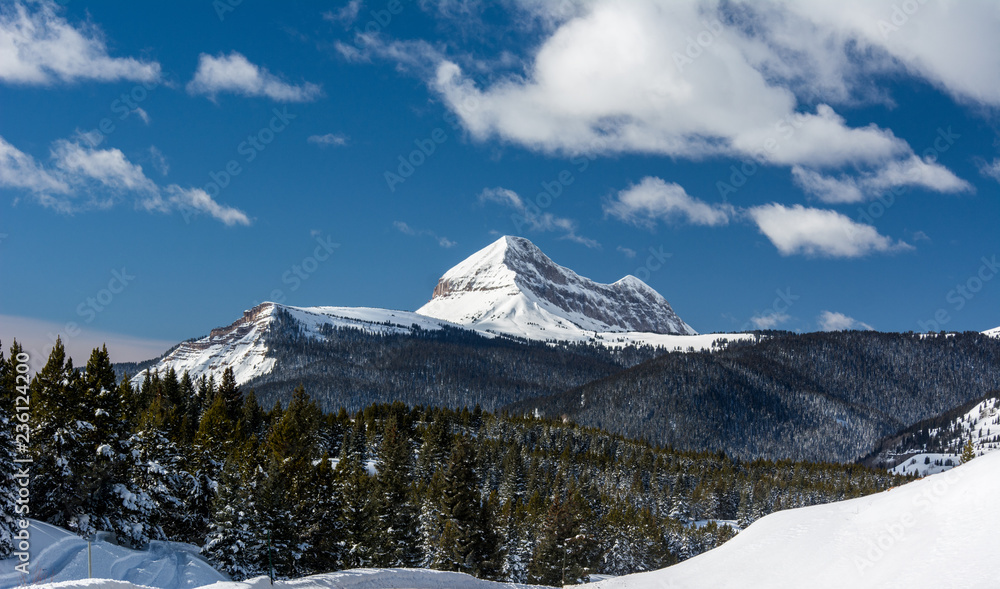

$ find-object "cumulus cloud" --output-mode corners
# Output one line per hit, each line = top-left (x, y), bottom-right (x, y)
(0, 1), (161, 85)
(352, 0), (989, 202)
(393, 221), (456, 248)
(187, 52), (322, 102)
(605, 176), (733, 227)
(750, 310), (791, 330)
(0, 134), (249, 225)
(747, 203), (911, 258)
(818, 310), (873, 332)
(792, 156), (971, 204)
(308, 133), (349, 147)
(479, 186), (600, 248)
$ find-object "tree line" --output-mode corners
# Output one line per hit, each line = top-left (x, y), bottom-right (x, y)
(0, 339), (905, 584)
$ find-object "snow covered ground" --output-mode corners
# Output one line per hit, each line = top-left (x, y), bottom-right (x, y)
(583, 449), (1000, 589)
(887, 396), (999, 477)
(0, 520), (226, 589)
(23, 569), (553, 589)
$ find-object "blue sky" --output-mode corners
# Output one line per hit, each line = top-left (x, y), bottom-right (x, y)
(1, 0), (999, 364)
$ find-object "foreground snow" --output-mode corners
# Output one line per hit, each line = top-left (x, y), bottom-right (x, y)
(24, 569), (553, 589)
(584, 450), (1000, 589)
(0, 520), (226, 589)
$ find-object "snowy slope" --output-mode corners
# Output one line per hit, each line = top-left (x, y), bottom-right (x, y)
(26, 569), (553, 589)
(886, 396), (1000, 477)
(417, 236), (698, 338)
(131, 303), (465, 387)
(584, 450), (1000, 589)
(0, 520), (226, 589)
(985, 325), (1000, 337)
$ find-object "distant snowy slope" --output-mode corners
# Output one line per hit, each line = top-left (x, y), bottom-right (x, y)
(417, 236), (698, 339)
(26, 568), (553, 589)
(131, 303), (463, 387)
(986, 325), (1000, 337)
(0, 520), (226, 589)
(584, 450), (1000, 589)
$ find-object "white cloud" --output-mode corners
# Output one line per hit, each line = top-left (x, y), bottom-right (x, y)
(308, 133), (349, 147)
(747, 203), (911, 258)
(323, 0), (363, 26)
(750, 310), (791, 330)
(478, 186), (600, 248)
(0, 1), (161, 85)
(980, 159), (1000, 184)
(792, 156), (971, 204)
(0, 135), (69, 194)
(616, 245), (637, 258)
(187, 52), (322, 102)
(393, 221), (456, 248)
(148, 146), (169, 176)
(0, 133), (249, 226)
(51, 139), (158, 195)
(365, 0), (988, 202)
(818, 310), (873, 332)
(605, 176), (733, 227)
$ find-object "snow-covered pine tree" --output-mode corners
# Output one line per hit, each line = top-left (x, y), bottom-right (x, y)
(335, 422), (374, 569)
(29, 339), (95, 535)
(0, 341), (24, 557)
(372, 416), (421, 567)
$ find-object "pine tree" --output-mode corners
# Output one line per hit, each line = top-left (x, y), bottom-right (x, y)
(0, 341), (25, 557)
(960, 437), (976, 464)
(372, 417), (421, 567)
(432, 435), (497, 577)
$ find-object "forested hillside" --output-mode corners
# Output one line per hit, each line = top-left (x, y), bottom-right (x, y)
(511, 331), (1000, 462)
(241, 307), (665, 412)
(1, 339), (903, 584)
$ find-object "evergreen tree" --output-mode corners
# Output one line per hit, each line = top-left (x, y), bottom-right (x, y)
(960, 437), (976, 464)
(372, 417), (421, 567)
(0, 341), (25, 557)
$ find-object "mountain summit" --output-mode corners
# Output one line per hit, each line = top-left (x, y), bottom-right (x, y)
(417, 236), (696, 338)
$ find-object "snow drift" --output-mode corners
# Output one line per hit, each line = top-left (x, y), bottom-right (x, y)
(22, 568), (552, 589)
(585, 449), (1000, 589)
(0, 520), (226, 589)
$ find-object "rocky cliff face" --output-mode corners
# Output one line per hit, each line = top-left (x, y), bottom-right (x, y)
(417, 236), (696, 337)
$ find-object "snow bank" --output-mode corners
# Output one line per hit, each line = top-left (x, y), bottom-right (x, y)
(23, 569), (552, 589)
(0, 520), (226, 589)
(585, 449), (1000, 589)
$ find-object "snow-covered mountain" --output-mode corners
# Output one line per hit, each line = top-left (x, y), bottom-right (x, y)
(132, 237), (739, 388)
(130, 303), (463, 387)
(417, 236), (697, 339)
(584, 449), (1000, 589)
(986, 325), (1000, 337)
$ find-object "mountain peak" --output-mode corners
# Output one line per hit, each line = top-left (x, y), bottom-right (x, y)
(418, 236), (696, 337)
